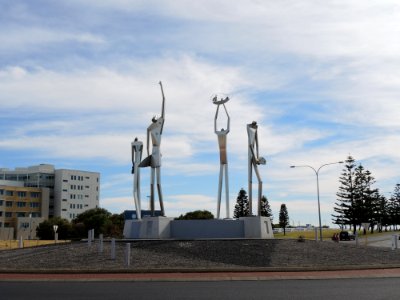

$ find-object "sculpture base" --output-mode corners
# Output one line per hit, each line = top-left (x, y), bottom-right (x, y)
(123, 216), (274, 239)
(123, 217), (173, 239)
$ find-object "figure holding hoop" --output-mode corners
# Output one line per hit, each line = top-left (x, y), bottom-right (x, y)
(213, 95), (230, 219)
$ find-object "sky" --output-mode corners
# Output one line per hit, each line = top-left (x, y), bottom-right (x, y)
(1, 0), (400, 227)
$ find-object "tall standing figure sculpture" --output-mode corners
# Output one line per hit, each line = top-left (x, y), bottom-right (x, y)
(131, 137), (143, 219)
(139, 82), (166, 217)
(213, 96), (230, 219)
(247, 121), (266, 216)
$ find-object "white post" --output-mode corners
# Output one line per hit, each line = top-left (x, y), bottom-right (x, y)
(396, 235), (399, 249)
(111, 238), (116, 260)
(19, 236), (23, 249)
(355, 231), (359, 247)
(314, 227), (318, 241)
(91, 229), (95, 241)
(99, 234), (104, 253)
(392, 235), (396, 250)
(125, 243), (131, 266)
(55, 232), (58, 244)
(88, 230), (92, 247)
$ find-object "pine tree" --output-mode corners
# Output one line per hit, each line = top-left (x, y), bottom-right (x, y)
(389, 184), (400, 230)
(260, 195), (273, 221)
(332, 156), (357, 232)
(376, 194), (389, 232)
(279, 203), (289, 235)
(353, 165), (380, 233)
(233, 188), (250, 218)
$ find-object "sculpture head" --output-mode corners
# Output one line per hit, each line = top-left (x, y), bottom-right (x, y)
(134, 137), (138, 142)
(152, 116), (157, 123)
(250, 121), (258, 128)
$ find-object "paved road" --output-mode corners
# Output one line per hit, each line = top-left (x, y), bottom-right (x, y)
(1, 278), (400, 300)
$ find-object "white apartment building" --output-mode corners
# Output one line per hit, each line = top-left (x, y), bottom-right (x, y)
(0, 164), (100, 222)
(54, 169), (100, 221)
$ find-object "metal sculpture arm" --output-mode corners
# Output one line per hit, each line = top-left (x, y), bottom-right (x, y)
(146, 127), (150, 156)
(223, 104), (230, 133)
(214, 104), (230, 133)
(255, 129), (259, 160)
(159, 81), (165, 134)
(214, 104), (220, 133)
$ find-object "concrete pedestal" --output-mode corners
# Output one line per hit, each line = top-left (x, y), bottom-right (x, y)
(240, 216), (274, 239)
(123, 217), (173, 239)
(124, 216), (274, 239)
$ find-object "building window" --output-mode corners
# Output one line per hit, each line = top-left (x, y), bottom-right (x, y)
(30, 202), (40, 208)
(0, 189), (3, 195)
(0, 211), (3, 216)
(17, 191), (27, 198)
(20, 222), (29, 229)
(30, 192), (40, 198)
(63, 179), (68, 182)
(5, 190), (13, 196)
(16, 212), (25, 217)
(17, 202), (26, 207)
(6, 201), (13, 207)
(5, 212), (12, 218)
(0, 200), (3, 206)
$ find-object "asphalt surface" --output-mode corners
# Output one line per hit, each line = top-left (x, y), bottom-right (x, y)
(2, 278), (400, 300)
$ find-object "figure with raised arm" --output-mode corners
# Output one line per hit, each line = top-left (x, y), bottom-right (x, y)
(213, 96), (230, 219)
(139, 82), (166, 216)
(247, 121), (266, 216)
(131, 137), (143, 219)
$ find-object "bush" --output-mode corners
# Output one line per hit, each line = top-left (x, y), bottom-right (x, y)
(176, 210), (214, 220)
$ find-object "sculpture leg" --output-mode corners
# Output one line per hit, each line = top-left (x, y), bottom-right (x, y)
(137, 169), (141, 216)
(248, 151), (253, 216)
(150, 167), (155, 216)
(224, 163), (230, 219)
(134, 171), (141, 220)
(253, 163), (263, 216)
(217, 164), (223, 219)
(156, 167), (165, 216)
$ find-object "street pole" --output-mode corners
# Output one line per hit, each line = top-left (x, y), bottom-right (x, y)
(290, 161), (343, 241)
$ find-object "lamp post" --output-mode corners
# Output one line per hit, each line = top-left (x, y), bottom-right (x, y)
(290, 161), (343, 241)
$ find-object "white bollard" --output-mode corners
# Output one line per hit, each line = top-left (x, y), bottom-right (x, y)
(392, 235), (396, 250)
(355, 231), (359, 247)
(396, 235), (399, 249)
(98, 235), (102, 252)
(111, 238), (116, 260)
(19, 236), (23, 249)
(125, 243), (131, 266)
(88, 230), (92, 247)
(91, 229), (95, 241)
(55, 232), (58, 244)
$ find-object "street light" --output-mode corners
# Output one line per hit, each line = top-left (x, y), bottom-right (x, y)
(290, 161), (343, 241)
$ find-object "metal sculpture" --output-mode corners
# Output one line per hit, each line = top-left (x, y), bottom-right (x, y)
(247, 121), (266, 215)
(139, 82), (166, 216)
(213, 95), (230, 219)
(131, 137), (143, 219)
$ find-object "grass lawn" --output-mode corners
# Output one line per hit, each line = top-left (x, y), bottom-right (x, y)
(0, 240), (70, 250)
(274, 228), (398, 240)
